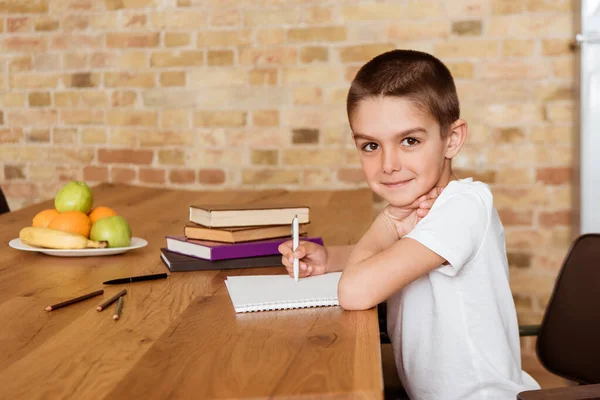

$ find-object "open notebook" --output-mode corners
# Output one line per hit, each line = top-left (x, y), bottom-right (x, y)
(225, 272), (342, 313)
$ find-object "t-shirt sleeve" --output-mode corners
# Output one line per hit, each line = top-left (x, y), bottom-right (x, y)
(403, 188), (490, 276)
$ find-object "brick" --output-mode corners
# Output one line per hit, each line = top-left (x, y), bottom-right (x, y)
(165, 32), (190, 47)
(106, 0), (156, 10)
(488, 15), (574, 38)
(545, 101), (573, 122)
(552, 57), (573, 79)
(546, 186), (571, 208)
(122, 13), (147, 28)
(492, 127), (525, 143)
(64, 72), (100, 88)
(169, 169), (195, 184)
(80, 91), (108, 107)
(536, 167), (571, 185)
(283, 149), (343, 166)
(160, 71), (186, 87)
(284, 107), (347, 128)
(60, 109), (104, 125)
(452, 20), (482, 36)
(161, 110), (190, 128)
(57, 165), (81, 182)
(196, 87), (286, 109)
(210, 8), (239, 26)
(28, 92), (51, 107)
(139, 129), (193, 147)
(492, 0), (522, 14)
(197, 30), (251, 47)
(33, 54), (60, 70)
(492, 186), (547, 207)
(498, 209), (534, 226)
(242, 169), (299, 185)
(143, 90), (196, 108)
(486, 104), (544, 125)
(341, 3), (404, 20)
(303, 169), (333, 186)
(0, 1), (48, 13)
(300, 47), (328, 63)
(293, 87), (322, 105)
(503, 40), (536, 57)
(189, 68), (247, 88)
(1, 37), (46, 52)
(109, 129), (138, 147)
(249, 69), (277, 85)
(525, 0), (571, 12)
(158, 149), (185, 165)
(530, 124), (573, 143)
(542, 39), (573, 56)
(111, 167), (136, 183)
(535, 81), (573, 103)
(198, 169), (225, 184)
(194, 111), (246, 127)
(54, 92), (77, 108)
(255, 28), (285, 45)
(28, 164), (54, 181)
(53, 128), (78, 144)
(0, 128), (22, 143)
(139, 168), (165, 184)
(388, 21), (448, 41)
(482, 60), (550, 79)
(337, 168), (364, 183)
(35, 18), (59, 31)
(150, 11), (206, 29)
(107, 32), (159, 48)
(287, 27), (346, 43)
(507, 252), (531, 268)
(207, 50), (234, 66)
(81, 128), (107, 144)
(495, 168), (534, 184)
(9, 57), (32, 73)
(446, 62), (475, 79)
(47, 147), (94, 164)
(26, 129), (50, 142)
(454, 168), (496, 183)
(98, 149), (153, 165)
(435, 39), (498, 58)
(487, 145), (536, 165)
(303, 5), (334, 24)
(62, 15), (89, 31)
(251, 150), (278, 166)
(1, 182), (37, 199)
(283, 66), (344, 84)
(7, 109), (57, 127)
(10, 74), (59, 89)
(292, 128), (319, 144)
(239, 47), (297, 65)
(150, 51), (203, 67)
(339, 44), (395, 63)
(4, 165), (25, 179)
(539, 210), (571, 227)
(535, 145), (572, 165)
(252, 110), (279, 127)
(50, 34), (103, 50)
(105, 72), (155, 88)
(196, 130), (226, 147)
(7, 17), (33, 32)
(107, 110), (158, 126)
(244, 8), (301, 27)
(111, 91), (137, 107)
(64, 53), (88, 69)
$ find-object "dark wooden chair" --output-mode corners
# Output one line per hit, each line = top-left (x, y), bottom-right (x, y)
(0, 187), (9, 215)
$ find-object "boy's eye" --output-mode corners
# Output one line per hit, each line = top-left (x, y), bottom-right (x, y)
(361, 142), (379, 152)
(401, 137), (419, 147)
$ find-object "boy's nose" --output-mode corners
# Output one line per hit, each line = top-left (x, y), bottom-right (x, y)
(381, 149), (400, 174)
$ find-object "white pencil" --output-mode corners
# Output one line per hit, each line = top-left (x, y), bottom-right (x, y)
(292, 215), (299, 282)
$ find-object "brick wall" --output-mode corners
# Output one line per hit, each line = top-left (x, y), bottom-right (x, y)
(0, 0), (577, 338)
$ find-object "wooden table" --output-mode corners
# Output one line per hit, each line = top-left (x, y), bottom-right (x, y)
(517, 384), (600, 400)
(0, 183), (382, 399)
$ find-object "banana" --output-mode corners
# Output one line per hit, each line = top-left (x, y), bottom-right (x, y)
(19, 227), (107, 250)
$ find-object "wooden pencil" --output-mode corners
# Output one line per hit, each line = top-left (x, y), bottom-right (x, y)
(96, 289), (127, 312)
(44, 289), (104, 312)
(113, 296), (124, 320)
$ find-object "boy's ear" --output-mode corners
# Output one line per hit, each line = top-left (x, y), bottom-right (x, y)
(444, 119), (468, 159)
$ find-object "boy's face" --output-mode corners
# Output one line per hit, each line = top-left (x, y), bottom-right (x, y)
(350, 96), (451, 208)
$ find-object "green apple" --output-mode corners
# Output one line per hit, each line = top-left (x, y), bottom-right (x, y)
(54, 181), (93, 214)
(90, 216), (132, 248)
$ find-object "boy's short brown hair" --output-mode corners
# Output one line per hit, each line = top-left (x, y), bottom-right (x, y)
(347, 49), (460, 136)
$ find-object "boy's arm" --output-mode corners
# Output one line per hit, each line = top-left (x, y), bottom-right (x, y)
(324, 245), (355, 272)
(338, 238), (445, 310)
(346, 213), (399, 266)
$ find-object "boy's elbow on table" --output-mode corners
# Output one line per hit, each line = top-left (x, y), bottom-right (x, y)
(337, 276), (377, 311)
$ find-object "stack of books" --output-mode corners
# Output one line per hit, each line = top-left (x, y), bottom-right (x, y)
(160, 204), (323, 272)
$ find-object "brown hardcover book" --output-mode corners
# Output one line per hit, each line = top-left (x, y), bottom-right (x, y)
(184, 223), (308, 243)
(188, 204), (310, 228)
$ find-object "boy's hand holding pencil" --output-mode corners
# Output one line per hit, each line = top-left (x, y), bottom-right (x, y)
(278, 240), (328, 279)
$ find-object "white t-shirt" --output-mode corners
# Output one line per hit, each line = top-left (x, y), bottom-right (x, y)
(387, 178), (540, 400)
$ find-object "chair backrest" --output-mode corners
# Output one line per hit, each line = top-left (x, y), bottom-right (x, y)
(536, 233), (600, 384)
(0, 187), (9, 215)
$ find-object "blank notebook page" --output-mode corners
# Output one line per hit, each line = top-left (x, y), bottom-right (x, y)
(225, 272), (341, 313)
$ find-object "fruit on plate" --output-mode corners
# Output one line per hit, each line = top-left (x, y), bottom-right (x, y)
(32, 209), (60, 228)
(54, 181), (94, 214)
(47, 210), (92, 238)
(88, 206), (118, 224)
(20, 227), (107, 250)
(90, 215), (132, 248)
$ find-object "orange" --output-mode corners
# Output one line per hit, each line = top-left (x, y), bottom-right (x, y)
(32, 209), (60, 228)
(48, 211), (92, 238)
(88, 206), (118, 224)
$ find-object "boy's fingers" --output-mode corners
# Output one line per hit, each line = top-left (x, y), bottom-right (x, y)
(278, 242), (293, 256)
(419, 199), (436, 209)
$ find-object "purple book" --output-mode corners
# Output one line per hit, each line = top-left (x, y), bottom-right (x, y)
(165, 235), (324, 261)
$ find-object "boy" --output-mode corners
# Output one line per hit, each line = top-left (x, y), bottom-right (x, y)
(279, 50), (540, 399)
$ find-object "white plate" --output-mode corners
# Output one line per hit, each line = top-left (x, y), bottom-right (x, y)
(8, 237), (148, 257)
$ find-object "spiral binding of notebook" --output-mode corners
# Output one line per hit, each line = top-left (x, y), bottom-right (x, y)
(225, 272), (341, 313)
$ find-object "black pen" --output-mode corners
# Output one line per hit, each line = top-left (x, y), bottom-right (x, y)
(103, 273), (168, 285)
